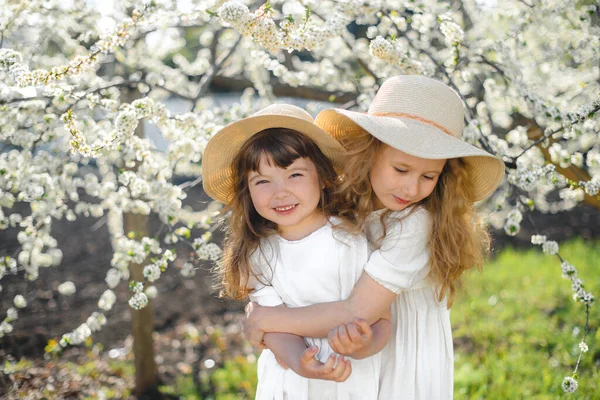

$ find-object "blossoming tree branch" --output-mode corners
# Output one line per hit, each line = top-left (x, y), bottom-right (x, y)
(0, 0), (597, 394)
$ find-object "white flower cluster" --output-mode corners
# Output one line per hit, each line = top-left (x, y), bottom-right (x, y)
(580, 176), (600, 196)
(129, 292), (149, 310)
(562, 376), (578, 393)
(507, 164), (557, 191)
(13, 294), (27, 308)
(0, 256), (18, 280)
(145, 286), (158, 299)
(60, 322), (92, 346)
(86, 312), (107, 332)
(439, 14), (464, 47)
(98, 289), (117, 311)
(1, 6), (149, 88)
(196, 243), (222, 262)
(216, 1), (365, 52)
(531, 236), (594, 307)
(58, 281), (76, 296)
(180, 262), (196, 278)
(0, 305), (20, 338)
(369, 36), (424, 75)
(503, 209), (523, 237)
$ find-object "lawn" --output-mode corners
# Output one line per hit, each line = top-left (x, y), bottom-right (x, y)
(3, 241), (598, 399)
(452, 240), (599, 399)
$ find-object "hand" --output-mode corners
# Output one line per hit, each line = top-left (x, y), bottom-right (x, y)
(242, 302), (266, 348)
(295, 346), (352, 382)
(328, 318), (373, 358)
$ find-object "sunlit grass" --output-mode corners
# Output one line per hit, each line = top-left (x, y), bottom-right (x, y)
(452, 240), (599, 399)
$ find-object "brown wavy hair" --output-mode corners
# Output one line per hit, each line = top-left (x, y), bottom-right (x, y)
(334, 128), (490, 307)
(215, 128), (346, 300)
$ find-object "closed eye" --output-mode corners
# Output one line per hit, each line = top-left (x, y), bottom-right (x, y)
(254, 179), (269, 185)
(423, 175), (436, 180)
(394, 167), (407, 173)
(290, 173), (303, 178)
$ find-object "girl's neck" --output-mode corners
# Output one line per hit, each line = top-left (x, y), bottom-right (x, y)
(277, 211), (328, 241)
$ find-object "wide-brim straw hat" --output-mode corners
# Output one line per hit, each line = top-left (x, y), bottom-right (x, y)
(315, 75), (505, 202)
(202, 104), (345, 204)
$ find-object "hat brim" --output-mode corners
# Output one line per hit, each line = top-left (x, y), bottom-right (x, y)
(202, 114), (345, 204)
(316, 109), (506, 202)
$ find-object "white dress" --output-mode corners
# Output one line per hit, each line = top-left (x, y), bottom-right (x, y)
(249, 220), (381, 400)
(364, 207), (453, 400)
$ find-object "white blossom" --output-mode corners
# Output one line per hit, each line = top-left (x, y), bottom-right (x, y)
(143, 264), (161, 282)
(129, 292), (149, 310)
(145, 286), (158, 299)
(196, 243), (222, 261)
(13, 295), (27, 308)
(542, 241), (559, 255)
(86, 312), (107, 332)
(562, 376), (578, 393)
(531, 235), (547, 245)
(180, 262), (196, 278)
(58, 281), (76, 296)
(98, 289), (117, 311)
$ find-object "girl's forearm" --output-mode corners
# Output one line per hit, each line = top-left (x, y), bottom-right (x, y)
(262, 299), (373, 338)
(262, 332), (308, 374)
(258, 273), (397, 338)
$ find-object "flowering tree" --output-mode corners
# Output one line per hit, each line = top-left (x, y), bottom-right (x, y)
(0, 0), (597, 395)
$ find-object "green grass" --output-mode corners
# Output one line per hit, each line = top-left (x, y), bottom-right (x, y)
(452, 240), (599, 399)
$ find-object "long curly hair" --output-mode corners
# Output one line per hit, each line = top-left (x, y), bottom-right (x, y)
(334, 128), (490, 307)
(215, 128), (346, 300)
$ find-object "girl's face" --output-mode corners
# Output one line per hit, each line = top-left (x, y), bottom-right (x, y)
(370, 145), (446, 211)
(248, 156), (325, 240)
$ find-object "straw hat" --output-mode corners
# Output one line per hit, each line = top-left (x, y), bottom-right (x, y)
(315, 75), (505, 202)
(202, 104), (345, 204)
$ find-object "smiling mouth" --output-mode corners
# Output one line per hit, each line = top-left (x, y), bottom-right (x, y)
(274, 204), (298, 212)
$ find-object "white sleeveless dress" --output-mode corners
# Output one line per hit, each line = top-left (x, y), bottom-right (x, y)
(249, 220), (381, 400)
(364, 207), (453, 400)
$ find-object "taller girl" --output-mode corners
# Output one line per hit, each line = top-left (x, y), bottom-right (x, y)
(244, 75), (506, 399)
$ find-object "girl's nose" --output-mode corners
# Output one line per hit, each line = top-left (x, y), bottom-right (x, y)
(273, 182), (290, 199)
(403, 177), (419, 198)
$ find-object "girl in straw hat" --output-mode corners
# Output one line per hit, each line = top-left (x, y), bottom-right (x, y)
(242, 76), (505, 399)
(202, 104), (391, 399)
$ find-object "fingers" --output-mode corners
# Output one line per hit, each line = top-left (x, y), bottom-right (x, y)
(346, 322), (362, 342)
(302, 352), (352, 382)
(336, 359), (353, 382)
(328, 327), (341, 353)
(327, 355), (352, 382)
(353, 317), (373, 338)
(300, 345), (319, 363)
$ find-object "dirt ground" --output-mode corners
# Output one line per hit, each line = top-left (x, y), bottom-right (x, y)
(1, 183), (599, 359)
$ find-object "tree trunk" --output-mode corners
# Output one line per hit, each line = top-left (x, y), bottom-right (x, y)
(122, 88), (159, 396)
(124, 212), (159, 397)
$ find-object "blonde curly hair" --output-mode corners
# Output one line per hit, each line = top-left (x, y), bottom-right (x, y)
(333, 128), (490, 307)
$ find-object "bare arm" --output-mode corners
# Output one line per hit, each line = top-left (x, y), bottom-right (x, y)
(244, 272), (397, 341)
(263, 333), (352, 381)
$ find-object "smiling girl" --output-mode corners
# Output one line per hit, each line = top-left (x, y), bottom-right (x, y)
(201, 104), (389, 399)
(242, 76), (506, 399)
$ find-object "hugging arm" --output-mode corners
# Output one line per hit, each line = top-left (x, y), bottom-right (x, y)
(245, 271), (397, 340)
(245, 209), (431, 349)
